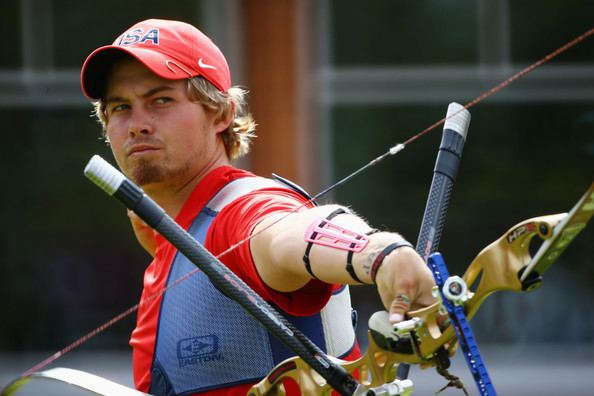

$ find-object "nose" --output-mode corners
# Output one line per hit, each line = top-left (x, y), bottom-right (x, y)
(127, 107), (153, 137)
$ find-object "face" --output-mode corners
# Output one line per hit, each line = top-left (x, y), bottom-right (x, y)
(103, 58), (228, 190)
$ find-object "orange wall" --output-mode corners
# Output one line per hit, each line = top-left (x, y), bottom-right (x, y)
(243, 0), (299, 181)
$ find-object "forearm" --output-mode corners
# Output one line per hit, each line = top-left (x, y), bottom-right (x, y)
(250, 204), (414, 290)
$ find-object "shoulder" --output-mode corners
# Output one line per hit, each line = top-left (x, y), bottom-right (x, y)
(204, 174), (314, 249)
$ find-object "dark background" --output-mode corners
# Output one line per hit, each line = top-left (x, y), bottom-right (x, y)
(0, 0), (592, 367)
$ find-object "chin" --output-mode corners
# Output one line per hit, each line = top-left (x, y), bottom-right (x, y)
(131, 163), (167, 186)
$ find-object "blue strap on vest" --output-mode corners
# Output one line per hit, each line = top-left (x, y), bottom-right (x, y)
(148, 177), (344, 396)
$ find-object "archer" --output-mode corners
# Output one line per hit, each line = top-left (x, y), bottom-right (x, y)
(80, 18), (437, 395)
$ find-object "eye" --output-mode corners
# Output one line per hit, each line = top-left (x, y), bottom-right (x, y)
(108, 103), (130, 115)
(154, 97), (172, 105)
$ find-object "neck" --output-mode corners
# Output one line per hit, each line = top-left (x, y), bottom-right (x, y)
(142, 152), (231, 218)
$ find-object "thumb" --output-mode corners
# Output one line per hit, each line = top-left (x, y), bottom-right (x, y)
(388, 293), (412, 324)
(127, 209), (145, 225)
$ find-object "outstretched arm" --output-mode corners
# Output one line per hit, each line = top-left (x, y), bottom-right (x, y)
(250, 204), (437, 322)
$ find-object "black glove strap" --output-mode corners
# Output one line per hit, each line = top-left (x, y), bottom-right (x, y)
(370, 240), (414, 284)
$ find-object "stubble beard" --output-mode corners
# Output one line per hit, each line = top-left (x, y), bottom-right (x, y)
(129, 157), (191, 187)
(130, 158), (166, 186)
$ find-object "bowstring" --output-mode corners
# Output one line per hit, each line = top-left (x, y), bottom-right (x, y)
(23, 26), (594, 377)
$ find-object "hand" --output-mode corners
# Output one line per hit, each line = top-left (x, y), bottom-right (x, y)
(374, 247), (437, 324)
(127, 209), (157, 257)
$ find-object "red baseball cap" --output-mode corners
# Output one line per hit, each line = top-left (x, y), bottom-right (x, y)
(81, 19), (231, 99)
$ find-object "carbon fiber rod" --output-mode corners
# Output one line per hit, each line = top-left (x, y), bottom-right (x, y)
(398, 102), (471, 380)
(416, 102), (471, 259)
(84, 156), (361, 396)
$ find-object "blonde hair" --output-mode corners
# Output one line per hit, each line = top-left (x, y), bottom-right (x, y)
(92, 76), (256, 161)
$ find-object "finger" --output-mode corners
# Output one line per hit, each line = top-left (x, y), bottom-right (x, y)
(389, 293), (412, 323)
(127, 209), (149, 228)
(437, 312), (451, 330)
(127, 209), (140, 221)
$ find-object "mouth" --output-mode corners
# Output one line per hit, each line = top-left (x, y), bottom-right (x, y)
(127, 145), (160, 157)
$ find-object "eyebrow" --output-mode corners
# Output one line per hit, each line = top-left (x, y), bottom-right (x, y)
(105, 85), (176, 103)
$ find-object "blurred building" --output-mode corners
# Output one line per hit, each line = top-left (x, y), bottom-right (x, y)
(1, 0), (593, 357)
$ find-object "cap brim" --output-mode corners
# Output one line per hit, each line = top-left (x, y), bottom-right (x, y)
(80, 45), (196, 100)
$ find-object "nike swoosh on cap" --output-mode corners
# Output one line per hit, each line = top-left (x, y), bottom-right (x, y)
(198, 58), (217, 70)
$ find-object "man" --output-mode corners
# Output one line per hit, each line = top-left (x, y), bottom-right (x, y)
(81, 19), (437, 396)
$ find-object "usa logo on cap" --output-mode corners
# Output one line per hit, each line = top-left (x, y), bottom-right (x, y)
(116, 28), (160, 46)
(81, 19), (231, 99)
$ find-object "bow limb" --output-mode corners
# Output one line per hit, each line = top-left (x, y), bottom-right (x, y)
(465, 181), (593, 319)
(1, 368), (149, 396)
(248, 338), (414, 396)
(462, 213), (566, 315)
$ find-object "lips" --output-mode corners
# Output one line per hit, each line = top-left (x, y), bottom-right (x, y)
(126, 144), (160, 156)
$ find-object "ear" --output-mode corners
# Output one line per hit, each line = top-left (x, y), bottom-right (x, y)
(213, 101), (235, 134)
